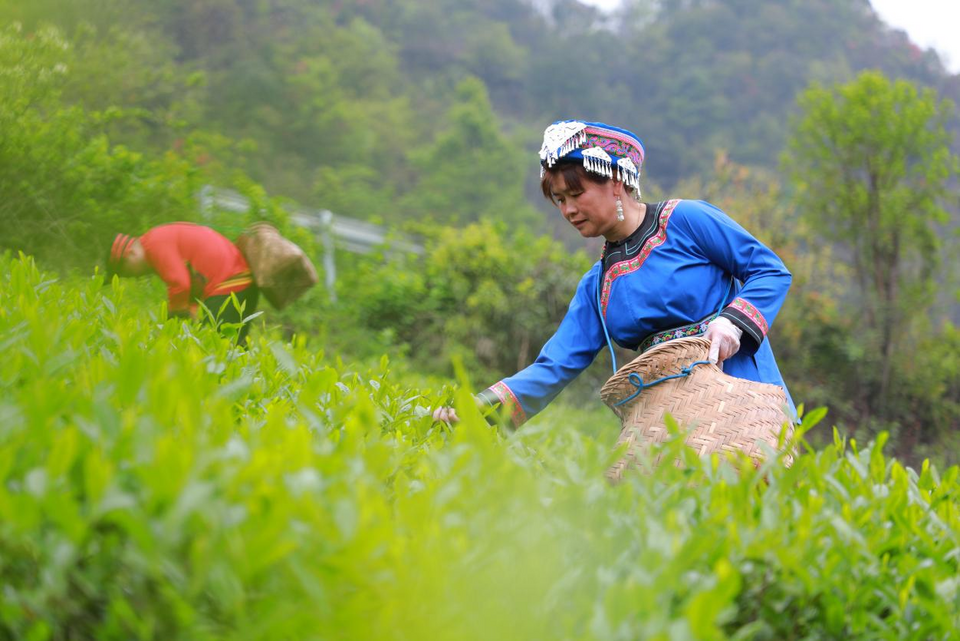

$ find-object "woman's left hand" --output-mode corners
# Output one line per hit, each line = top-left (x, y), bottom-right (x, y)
(704, 317), (742, 364)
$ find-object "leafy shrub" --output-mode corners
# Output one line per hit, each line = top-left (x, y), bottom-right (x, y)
(0, 24), (204, 270)
(1, 253), (959, 640)
(337, 221), (593, 383)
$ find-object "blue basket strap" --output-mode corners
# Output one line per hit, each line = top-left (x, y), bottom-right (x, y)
(613, 360), (712, 407)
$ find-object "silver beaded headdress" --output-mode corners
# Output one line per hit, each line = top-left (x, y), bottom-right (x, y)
(539, 120), (645, 196)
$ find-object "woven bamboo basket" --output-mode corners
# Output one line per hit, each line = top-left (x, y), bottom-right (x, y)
(600, 337), (794, 482)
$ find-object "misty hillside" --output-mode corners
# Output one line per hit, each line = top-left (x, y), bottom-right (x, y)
(3, 0), (956, 222)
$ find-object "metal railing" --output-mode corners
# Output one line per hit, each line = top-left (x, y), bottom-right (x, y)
(199, 185), (422, 302)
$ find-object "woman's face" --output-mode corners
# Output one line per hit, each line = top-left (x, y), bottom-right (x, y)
(548, 171), (619, 239)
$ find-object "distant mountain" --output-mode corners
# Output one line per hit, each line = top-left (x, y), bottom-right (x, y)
(4, 0), (956, 218)
(356, 0), (960, 187)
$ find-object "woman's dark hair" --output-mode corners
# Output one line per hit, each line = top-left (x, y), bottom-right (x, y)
(540, 161), (609, 205)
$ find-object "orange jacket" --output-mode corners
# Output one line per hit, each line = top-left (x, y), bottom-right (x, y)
(140, 223), (252, 312)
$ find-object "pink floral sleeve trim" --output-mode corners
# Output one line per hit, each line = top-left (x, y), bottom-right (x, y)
(489, 381), (527, 428)
(728, 297), (768, 336)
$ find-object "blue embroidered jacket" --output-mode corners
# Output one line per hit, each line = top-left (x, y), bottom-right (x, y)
(483, 199), (794, 427)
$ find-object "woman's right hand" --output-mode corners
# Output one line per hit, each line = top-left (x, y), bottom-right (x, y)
(432, 407), (460, 423)
(704, 316), (742, 364)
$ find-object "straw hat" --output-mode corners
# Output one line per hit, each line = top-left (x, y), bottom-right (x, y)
(600, 337), (794, 482)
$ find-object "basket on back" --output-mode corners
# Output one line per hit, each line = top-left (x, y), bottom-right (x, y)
(236, 222), (319, 310)
(600, 337), (794, 482)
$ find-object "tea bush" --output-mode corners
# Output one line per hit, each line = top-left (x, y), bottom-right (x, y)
(1, 253), (958, 640)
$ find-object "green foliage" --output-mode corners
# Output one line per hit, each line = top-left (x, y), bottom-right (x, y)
(58, 22), (205, 151)
(2, 0), (959, 485)
(784, 71), (959, 448)
(337, 221), (592, 383)
(0, 24), (202, 270)
(8, 0), (949, 212)
(2, 253), (960, 638)
(400, 77), (540, 226)
(786, 72), (955, 294)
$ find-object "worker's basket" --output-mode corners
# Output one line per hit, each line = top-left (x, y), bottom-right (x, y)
(599, 337), (794, 482)
(236, 222), (318, 310)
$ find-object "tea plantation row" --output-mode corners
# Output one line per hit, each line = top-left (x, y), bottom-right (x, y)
(1, 254), (958, 640)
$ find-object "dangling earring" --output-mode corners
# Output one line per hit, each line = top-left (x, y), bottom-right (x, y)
(616, 197), (624, 222)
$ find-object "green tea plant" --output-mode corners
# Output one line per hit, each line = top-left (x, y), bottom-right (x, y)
(1, 253), (958, 640)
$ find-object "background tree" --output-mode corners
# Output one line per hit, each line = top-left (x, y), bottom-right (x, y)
(400, 78), (539, 227)
(0, 24), (194, 267)
(784, 71), (958, 437)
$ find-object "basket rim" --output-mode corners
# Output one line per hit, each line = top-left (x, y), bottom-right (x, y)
(600, 337), (714, 398)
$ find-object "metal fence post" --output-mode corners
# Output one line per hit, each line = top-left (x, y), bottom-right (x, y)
(320, 209), (336, 303)
(198, 185), (213, 220)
